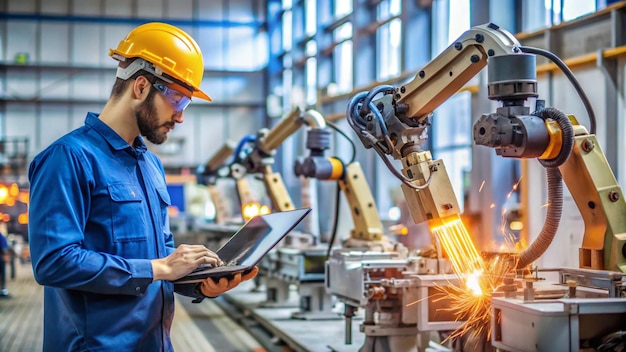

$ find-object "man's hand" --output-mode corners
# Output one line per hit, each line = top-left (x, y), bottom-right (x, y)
(151, 244), (221, 282)
(199, 266), (259, 297)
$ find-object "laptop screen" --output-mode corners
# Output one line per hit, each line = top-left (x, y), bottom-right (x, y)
(216, 208), (311, 267)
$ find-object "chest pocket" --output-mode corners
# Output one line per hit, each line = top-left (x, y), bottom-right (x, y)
(108, 183), (148, 242)
(155, 187), (171, 231)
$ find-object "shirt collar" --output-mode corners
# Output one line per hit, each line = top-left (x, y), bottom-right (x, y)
(85, 112), (148, 155)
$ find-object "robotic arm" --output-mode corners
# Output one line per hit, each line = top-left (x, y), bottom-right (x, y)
(197, 142), (235, 224)
(346, 22), (626, 272)
(239, 106), (386, 248)
(294, 121), (385, 245)
(234, 107), (331, 213)
(228, 108), (305, 213)
(347, 23), (531, 225)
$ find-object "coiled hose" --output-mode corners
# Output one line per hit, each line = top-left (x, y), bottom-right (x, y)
(517, 107), (575, 269)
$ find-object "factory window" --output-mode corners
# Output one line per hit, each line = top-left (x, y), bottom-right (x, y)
(436, 148), (472, 212)
(305, 40), (317, 105)
(305, 58), (317, 105)
(432, 92), (473, 211)
(560, 0), (596, 22)
(282, 9), (293, 52)
(283, 48), (293, 69)
(334, 0), (352, 18)
(282, 59), (293, 108)
(333, 23), (353, 94)
(433, 93), (472, 149)
(305, 0), (317, 36)
(334, 21), (352, 42)
(522, 0), (597, 32)
(431, 0), (470, 54)
(378, 0), (402, 17)
(522, 0), (550, 32)
(447, 0), (470, 43)
(377, 19), (401, 80)
(225, 27), (268, 70)
(376, 0), (402, 81)
(305, 39), (317, 57)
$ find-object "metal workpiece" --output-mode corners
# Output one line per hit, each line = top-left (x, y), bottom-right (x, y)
(553, 267), (626, 298)
(325, 249), (407, 306)
(490, 267), (626, 351)
(326, 249), (463, 351)
(408, 274), (463, 332)
(264, 246), (327, 282)
(491, 295), (626, 352)
(259, 246), (339, 320)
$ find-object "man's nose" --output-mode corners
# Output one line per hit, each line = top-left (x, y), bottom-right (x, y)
(173, 111), (184, 124)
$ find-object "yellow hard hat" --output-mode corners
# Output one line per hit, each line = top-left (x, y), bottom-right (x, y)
(109, 22), (211, 101)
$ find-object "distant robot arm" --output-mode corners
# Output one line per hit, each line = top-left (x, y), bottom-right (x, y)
(197, 143), (235, 224)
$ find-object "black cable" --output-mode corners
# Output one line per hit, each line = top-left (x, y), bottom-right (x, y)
(326, 182), (342, 259)
(520, 46), (597, 134)
(325, 120), (357, 164)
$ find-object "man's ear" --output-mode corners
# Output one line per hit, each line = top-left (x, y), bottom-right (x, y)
(133, 76), (150, 98)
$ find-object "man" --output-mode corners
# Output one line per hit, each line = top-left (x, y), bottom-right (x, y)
(28, 22), (257, 351)
(0, 231), (9, 298)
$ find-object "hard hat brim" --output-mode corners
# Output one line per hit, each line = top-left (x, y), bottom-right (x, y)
(193, 89), (212, 102)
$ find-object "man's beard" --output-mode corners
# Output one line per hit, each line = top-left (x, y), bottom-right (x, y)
(135, 91), (174, 145)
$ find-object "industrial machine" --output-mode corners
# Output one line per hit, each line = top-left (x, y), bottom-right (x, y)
(229, 107), (340, 319)
(293, 109), (462, 351)
(341, 22), (626, 352)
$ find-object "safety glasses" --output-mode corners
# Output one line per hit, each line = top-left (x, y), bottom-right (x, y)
(153, 82), (192, 113)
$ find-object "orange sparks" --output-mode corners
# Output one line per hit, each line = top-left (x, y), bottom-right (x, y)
(430, 216), (519, 348)
(431, 216), (483, 276)
(435, 253), (518, 345)
(506, 176), (522, 199)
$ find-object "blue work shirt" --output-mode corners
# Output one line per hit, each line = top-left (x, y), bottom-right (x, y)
(28, 112), (201, 352)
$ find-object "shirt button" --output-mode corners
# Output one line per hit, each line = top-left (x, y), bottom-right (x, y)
(131, 191), (136, 197)
(136, 287), (141, 292)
